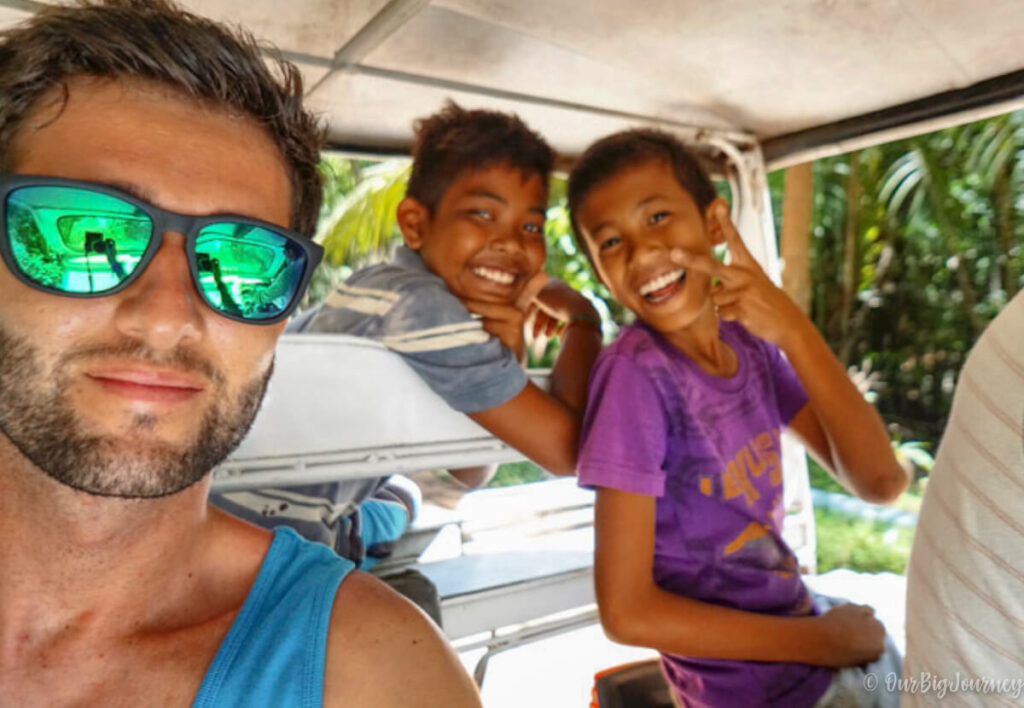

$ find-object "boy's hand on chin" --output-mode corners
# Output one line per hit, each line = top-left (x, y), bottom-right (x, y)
(463, 276), (599, 361)
(816, 603), (886, 667)
(533, 278), (598, 322)
(522, 276), (602, 341)
(461, 298), (527, 361)
(672, 205), (806, 350)
(526, 304), (563, 340)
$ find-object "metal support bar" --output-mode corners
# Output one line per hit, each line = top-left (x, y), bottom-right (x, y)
(763, 67), (1024, 169)
(349, 64), (756, 146)
(308, 0), (431, 93)
(332, 0), (431, 68)
(458, 607), (600, 685)
(212, 438), (526, 491)
(220, 437), (511, 475)
(700, 135), (775, 277)
(281, 45), (755, 150)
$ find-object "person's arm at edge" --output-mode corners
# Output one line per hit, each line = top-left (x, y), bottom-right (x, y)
(323, 572), (481, 707)
(594, 487), (885, 666)
(467, 286), (602, 476)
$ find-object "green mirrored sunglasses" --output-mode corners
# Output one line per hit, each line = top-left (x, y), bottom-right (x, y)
(0, 174), (323, 324)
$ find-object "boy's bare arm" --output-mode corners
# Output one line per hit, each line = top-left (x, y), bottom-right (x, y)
(468, 383), (578, 475)
(677, 205), (909, 503)
(595, 488), (886, 666)
(462, 279), (602, 475)
(532, 278), (604, 415)
(782, 335), (908, 503)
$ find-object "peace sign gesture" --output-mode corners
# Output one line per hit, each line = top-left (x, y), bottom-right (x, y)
(672, 203), (804, 349)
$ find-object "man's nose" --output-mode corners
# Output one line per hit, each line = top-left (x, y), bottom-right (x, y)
(113, 231), (204, 351)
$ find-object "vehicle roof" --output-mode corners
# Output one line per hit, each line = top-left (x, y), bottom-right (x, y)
(4, 0), (1024, 166)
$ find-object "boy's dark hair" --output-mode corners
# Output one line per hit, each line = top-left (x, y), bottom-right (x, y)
(568, 128), (718, 252)
(406, 102), (554, 213)
(0, 0), (324, 237)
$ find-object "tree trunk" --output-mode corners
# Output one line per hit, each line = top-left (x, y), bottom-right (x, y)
(780, 162), (813, 314)
(838, 151), (861, 363)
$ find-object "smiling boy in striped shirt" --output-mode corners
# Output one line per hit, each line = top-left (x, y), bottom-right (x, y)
(294, 102), (603, 481)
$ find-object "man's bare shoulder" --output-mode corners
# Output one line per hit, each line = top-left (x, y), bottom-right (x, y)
(323, 571), (481, 707)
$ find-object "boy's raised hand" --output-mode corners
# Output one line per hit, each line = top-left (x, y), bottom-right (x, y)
(463, 276), (600, 362)
(533, 278), (600, 329)
(672, 204), (805, 349)
(516, 272), (565, 340)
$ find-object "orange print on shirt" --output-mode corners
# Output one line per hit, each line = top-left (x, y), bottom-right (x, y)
(723, 460), (760, 505)
(700, 477), (713, 496)
(723, 521), (772, 555)
(721, 428), (784, 507)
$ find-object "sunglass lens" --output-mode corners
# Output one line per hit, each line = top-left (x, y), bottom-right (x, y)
(195, 223), (307, 321)
(5, 185), (152, 294)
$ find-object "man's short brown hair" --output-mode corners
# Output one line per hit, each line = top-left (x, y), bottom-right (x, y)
(406, 101), (554, 213)
(0, 0), (324, 236)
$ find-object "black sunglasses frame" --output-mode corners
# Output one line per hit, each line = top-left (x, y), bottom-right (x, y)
(0, 174), (324, 325)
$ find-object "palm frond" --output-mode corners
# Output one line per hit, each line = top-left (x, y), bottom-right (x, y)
(316, 160), (411, 267)
(879, 150), (924, 217)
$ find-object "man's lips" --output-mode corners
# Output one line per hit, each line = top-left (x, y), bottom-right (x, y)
(85, 369), (206, 403)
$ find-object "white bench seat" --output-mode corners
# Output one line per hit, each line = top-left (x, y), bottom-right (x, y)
(418, 550), (595, 640)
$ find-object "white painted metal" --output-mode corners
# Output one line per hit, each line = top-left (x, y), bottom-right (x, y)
(212, 334), (549, 490)
(708, 136), (818, 574)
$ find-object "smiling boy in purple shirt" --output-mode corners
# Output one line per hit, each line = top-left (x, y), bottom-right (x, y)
(569, 130), (909, 707)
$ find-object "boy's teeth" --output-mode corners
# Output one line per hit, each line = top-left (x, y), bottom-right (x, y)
(473, 267), (515, 285)
(638, 269), (685, 296)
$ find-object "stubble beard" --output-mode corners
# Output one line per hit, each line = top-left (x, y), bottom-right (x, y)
(0, 325), (271, 499)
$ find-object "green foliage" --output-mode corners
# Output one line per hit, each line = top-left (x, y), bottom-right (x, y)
(318, 157), (410, 267)
(784, 109), (1024, 446)
(814, 508), (913, 574)
(488, 461), (550, 487)
(542, 176), (628, 332)
(807, 456), (849, 496)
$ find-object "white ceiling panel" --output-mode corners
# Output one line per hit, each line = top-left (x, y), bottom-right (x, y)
(359, 5), (736, 133)
(428, 0), (1018, 137)
(307, 69), (742, 158)
(897, 0), (1024, 82)
(2, 0), (1024, 161)
(180, 0), (391, 60)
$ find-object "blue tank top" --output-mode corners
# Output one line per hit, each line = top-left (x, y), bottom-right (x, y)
(192, 526), (355, 707)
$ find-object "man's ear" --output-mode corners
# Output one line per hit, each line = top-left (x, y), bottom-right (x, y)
(703, 197), (731, 246)
(397, 197), (430, 250)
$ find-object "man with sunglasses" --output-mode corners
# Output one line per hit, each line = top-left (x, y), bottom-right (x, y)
(0, 1), (479, 705)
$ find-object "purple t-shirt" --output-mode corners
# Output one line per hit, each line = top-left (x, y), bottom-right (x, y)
(578, 321), (833, 707)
